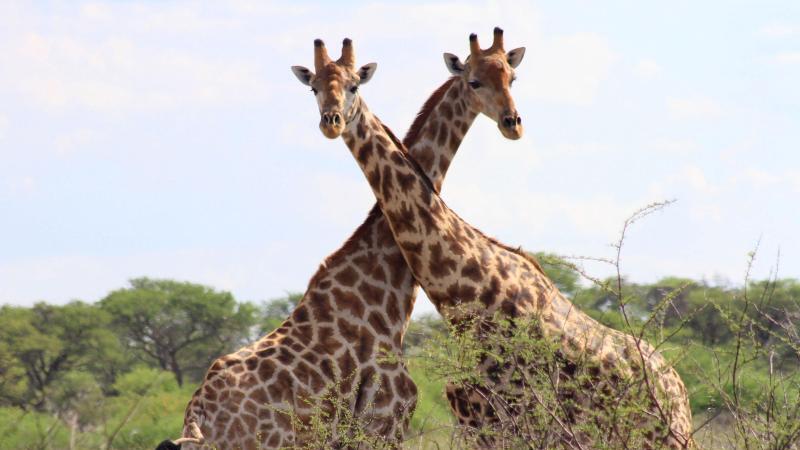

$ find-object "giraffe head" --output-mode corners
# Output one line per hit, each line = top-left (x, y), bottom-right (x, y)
(291, 38), (377, 139)
(443, 27), (526, 140)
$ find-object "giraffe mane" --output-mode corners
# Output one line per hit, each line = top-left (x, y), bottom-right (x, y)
(386, 120), (548, 277)
(402, 77), (458, 150)
(486, 236), (546, 274)
(380, 122), (436, 194)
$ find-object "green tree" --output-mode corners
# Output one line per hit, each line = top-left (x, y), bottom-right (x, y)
(0, 302), (117, 410)
(0, 341), (27, 406)
(744, 278), (800, 357)
(644, 277), (696, 326)
(684, 286), (733, 346)
(533, 252), (581, 299)
(100, 278), (257, 386)
(259, 292), (302, 335)
(49, 371), (105, 437)
(403, 313), (446, 352)
(112, 366), (178, 397)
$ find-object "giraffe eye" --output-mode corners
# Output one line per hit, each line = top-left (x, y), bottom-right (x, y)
(349, 85), (359, 94)
(468, 80), (482, 89)
(311, 87), (318, 95)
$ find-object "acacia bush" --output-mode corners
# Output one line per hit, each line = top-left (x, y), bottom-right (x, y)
(402, 204), (800, 450)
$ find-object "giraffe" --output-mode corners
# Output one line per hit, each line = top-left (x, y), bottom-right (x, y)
(156, 29), (526, 450)
(298, 35), (695, 449)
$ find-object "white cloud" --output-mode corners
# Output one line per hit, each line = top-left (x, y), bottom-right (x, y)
(788, 172), (800, 192)
(772, 51), (800, 65)
(0, 1), (616, 114)
(648, 165), (724, 224)
(681, 165), (720, 195)
(320, 1), (614, 107)
(0, 245), (313, 306)
(80, 3), (111, 21)
(666, 96), (723, 119)
(759, 23), (800, 38)
(5, 176), (36, 195)
(340, 0), (543, 46)
(674, 167), (724, 223)
(447, 178), (637, 241)
(55, 128), (102, 156)
(651, 138), (699, 154)
(633, 58), (662, 78)
(0, 114), (7, 141)
(523, 33), (617, 106)
(688, 202), (723, 223)
(4, 0), (798, 307)
(2, 32), (269, 112)
(538, 142), (610, 158)
(310, 173), (374, 228)
(739, 168), (782, 189)
(0, 254), (109, 304)
(78, 1), (272, 34)
(736, 168), (800, 192)
(556, 194), (637, 237)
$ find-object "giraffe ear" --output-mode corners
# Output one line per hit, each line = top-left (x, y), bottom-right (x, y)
(506, 47), (526, 69)
(358, 63), (377, 84)
(443, 53), (465, 75)
(291, 65), (313, 86)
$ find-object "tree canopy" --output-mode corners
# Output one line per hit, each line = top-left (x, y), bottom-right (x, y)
(0, 301), (118, 410)
(99, 278), (257, 386)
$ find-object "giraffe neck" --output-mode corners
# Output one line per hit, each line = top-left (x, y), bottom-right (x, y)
(341, 98), (487, 304)
(403, 77), (479, 189)
(242, 79), (485, 356)
(343, 98), (557, 318)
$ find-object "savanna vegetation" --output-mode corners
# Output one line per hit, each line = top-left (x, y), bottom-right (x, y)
(1, 239), (798, 448)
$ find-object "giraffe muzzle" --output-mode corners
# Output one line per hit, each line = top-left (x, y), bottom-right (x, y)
(320, 111), (345, 138)
(499, 111), (523, 140)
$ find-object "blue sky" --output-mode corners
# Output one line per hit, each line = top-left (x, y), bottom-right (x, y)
(1, 1), (799, 315)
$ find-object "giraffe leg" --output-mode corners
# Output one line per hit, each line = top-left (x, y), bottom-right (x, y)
(160, 422), (204, 448)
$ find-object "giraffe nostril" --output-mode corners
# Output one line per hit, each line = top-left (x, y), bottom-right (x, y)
(516, 116), (522, 125)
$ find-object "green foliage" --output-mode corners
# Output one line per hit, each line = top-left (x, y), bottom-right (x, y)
(0, 406), (71, 450)
(0, 371), (191, 450)
(0, 301), (119, 410)
(0, 341), (28, 406)
(288, 384), (395, 449)
(406, 238), (800, 448)
(49, 371), (105, 429)
(684, 286), (734, 346)
(113, 366), (180, 397)
(403, 312), (446, 351)
(1, 271), (799, 448)
(413, 309), (671, 449)
(687, 274), (800, 450)
(535, 252), (582, 299)
(259, 292), (303, 335)
(100, 380), (192, 450)
(405, 361), (452, 436)
(100, 277), (258, 386)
